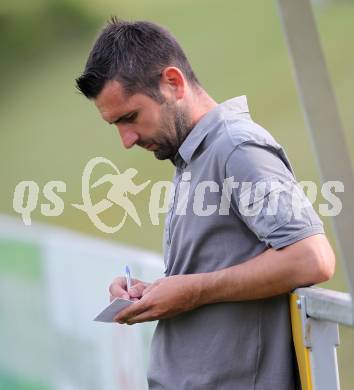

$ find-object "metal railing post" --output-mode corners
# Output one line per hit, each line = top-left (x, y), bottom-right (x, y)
(276, 0), (354, 306)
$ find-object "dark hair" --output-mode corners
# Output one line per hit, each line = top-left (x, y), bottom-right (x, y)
(75, 17), (200, 101)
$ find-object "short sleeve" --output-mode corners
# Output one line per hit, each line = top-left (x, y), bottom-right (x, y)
(225, 142), (324, 249)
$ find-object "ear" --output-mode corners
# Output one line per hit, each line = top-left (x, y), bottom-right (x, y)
(160, 67), (185, 100)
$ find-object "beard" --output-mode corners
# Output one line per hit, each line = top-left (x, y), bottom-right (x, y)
(145, 101), (192, 161)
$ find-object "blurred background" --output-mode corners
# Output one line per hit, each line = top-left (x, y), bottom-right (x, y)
(0, 0), (353, 388)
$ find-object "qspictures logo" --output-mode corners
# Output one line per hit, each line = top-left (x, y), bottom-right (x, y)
(12, 157), (344, 234)
(71, 157), (151, 233)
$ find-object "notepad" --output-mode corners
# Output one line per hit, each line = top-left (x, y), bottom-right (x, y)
(94, 297), (134, 322)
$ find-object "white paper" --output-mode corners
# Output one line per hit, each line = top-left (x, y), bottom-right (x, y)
(94, 298), (134, 323)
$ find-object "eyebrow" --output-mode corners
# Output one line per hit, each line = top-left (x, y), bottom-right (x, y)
(109, 110), (137, 125)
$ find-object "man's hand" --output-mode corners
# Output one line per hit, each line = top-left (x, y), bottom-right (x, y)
(115, 274), (203, 325)
(109, 276), (150, 301)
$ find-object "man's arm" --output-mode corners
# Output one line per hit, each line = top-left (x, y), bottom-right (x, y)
(115, 233), (335, 324)
(197, 233), (335, 304)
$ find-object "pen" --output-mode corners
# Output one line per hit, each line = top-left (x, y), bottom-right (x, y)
(125, 265), (132, 292)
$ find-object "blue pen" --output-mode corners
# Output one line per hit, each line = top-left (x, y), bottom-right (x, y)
(125, 265), (132, 292)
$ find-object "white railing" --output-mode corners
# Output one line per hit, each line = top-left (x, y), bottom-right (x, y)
(0, 214), (164, 390)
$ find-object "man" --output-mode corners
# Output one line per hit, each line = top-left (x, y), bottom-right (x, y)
(76, 18), (335, 389)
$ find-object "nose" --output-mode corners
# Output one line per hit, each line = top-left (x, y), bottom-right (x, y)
(118, 126), (139, 149)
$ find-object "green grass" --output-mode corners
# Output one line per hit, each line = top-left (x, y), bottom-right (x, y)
(0, 240), (42, 281)
(0, 370), (49, 390)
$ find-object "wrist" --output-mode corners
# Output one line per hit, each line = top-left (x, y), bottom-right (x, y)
(194, 270), (224, 306)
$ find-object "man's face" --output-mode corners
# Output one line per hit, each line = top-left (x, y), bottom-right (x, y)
(94, 80), (192, 160)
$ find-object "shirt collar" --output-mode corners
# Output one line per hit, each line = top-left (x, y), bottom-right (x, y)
(175, 95), (249, 166)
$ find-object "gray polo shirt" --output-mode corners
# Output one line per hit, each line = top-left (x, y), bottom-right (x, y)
(147, 96), (324, 390)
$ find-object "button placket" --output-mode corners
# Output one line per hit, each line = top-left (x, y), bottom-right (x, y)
(167, 165), (184, 245)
